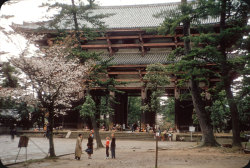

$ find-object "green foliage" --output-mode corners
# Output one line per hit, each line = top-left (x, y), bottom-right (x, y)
(143, 28), (158, 35)
(80, 95), (96, 118)
(86, 59), (124, 117)
(127, 97), (141, 126)
(15, 102), (33, 129)
(161, 97), (175, 127)
(0, 97), (42, 128)
(207, 90), (231, 132)
(0, 97), (16, 127)
(31, 106), (44, 128)
(238, 96), (250, 131)
(236, 52), (250, 131)
(69, 49), (101, 63)
(154, 2), (194, 35)
(41, 0), (112, 64)
(45, 0), (110, 33)
(143, 63), (170, 114)
(144, 63), (170, 91)
(0, 62), (19, 88)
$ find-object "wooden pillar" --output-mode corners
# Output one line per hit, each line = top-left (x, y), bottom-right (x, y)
(109, 91), (115, 126)
(174, 87), (180, 132)
(174, 99), (180, 132)
(174, 88), (194, 132)
(122, 93), (128, 127)
(114, 93), (128, 126)
(141, 87), (147, 129)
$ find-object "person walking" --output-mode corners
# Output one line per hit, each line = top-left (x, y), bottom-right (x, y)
(111, 133), (116, 159)
(75, 134), (83, 160)
(87, 133), (93, 159)
(105, 136), (110, 159)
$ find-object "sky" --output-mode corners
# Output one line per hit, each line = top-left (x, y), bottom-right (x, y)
(0, 0), (180, 62)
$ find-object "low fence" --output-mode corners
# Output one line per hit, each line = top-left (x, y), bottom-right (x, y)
(16, 130), (236, 143)
(17, 130), (155, 140)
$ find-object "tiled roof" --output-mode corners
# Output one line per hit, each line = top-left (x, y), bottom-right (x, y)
(99, 52), (240, 65)
(90, 3), (219, 29)
(100, 52), (174, 65)
(16, 2), (220, 30)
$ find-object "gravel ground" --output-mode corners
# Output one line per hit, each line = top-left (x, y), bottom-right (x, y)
(1, 135), (249, 168)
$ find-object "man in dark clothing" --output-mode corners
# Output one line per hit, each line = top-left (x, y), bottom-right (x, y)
(111, 133), (116, 159)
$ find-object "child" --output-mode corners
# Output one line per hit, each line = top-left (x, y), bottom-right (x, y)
(106, 136), (110, 159)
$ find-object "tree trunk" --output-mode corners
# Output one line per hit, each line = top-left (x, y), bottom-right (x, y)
(224, 83), (241, 146)
(71, 0), (79, 32)
(48, 107), (56, 157)
(190, 78), (218, 146)
(181, 0), (218, 146)
(219, 0), (241, 147)
(91, 116), (104, 148)
(71, 0), (81, 44)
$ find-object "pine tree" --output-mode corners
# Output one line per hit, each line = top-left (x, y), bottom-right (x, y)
(1, 62), (19, 88)
(156, 0), (249, 146)
(216, 0), (249, 147)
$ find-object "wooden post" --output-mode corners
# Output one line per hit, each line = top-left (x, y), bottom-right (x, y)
(155, 132), (159, 168)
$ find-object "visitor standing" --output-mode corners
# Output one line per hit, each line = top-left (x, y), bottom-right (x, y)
(75, 134), (83, 160)
(10, 127), (16, 141)
(87, 133), (93, 159)
(111, 133), (116, 159)
(105, 136), (110, 159)
(131, 123), (134, 132)
(146, 124), (150, 133)
(122, 123), (125, 131)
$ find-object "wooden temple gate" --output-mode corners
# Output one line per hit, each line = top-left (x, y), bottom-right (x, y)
(16, 3), (221, 131)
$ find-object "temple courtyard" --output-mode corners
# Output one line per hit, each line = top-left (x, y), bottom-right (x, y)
(1, 135), (249, 168)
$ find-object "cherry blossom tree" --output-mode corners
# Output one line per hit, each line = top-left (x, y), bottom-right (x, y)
(0, 44), (90, 157)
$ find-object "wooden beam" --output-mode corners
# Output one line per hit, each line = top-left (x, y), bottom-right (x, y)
(78, 34), (200, 40)
(81, 42), (184, 49)
(81, 44), (109, 49)
(115, 79), (141, 82)
(108, 71), (141, 75)
(106, 29), (144, 32)
(109, 64), (147, 68)
(209, 78), (221, 82)
(89, 86), (178, 90)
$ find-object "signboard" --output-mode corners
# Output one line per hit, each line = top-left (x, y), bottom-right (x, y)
(189, 126), (195, 132)
(156, 132), (160, 137)
(18, 136), (29, 148)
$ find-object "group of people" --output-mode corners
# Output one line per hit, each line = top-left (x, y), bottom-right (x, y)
(111, 123), (126, 131)
(75, 132), (116, 160)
